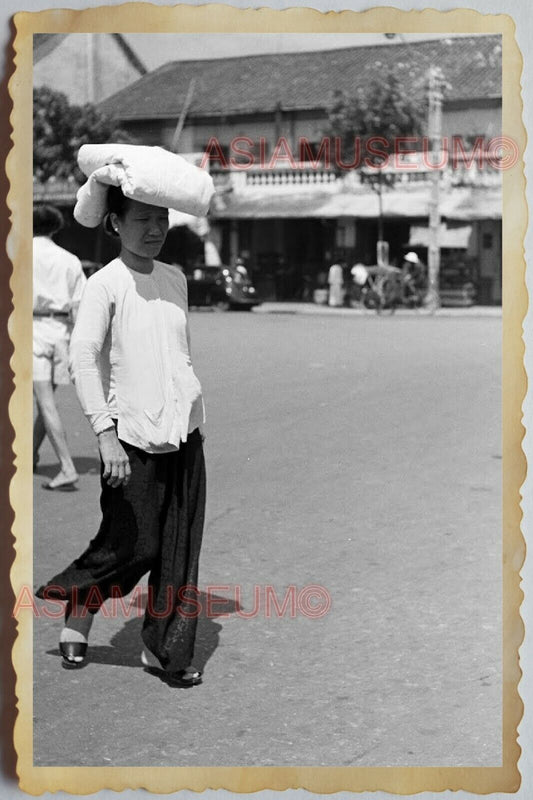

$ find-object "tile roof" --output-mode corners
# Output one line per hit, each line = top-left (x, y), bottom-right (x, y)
(99, 35), (502, 122)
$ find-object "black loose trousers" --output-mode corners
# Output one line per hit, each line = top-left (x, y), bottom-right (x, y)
(37, 429), (206, 671)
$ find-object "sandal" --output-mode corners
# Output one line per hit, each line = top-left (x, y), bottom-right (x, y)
(59, 640), (88, 669)
(141, 648), (202, 686)
(168, 667), (203, 687)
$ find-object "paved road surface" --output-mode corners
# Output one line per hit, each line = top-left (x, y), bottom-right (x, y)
(32, 311), (502, 767)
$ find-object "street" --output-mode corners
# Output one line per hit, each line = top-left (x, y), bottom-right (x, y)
(32, 310), (502, 767)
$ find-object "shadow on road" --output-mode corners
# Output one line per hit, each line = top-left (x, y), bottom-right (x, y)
(35, 456), (101, 478)
(45, 591), (238, 673)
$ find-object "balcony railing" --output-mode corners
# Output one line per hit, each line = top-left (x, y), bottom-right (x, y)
(211, 155), (502, 192)
(246, 168), (338, 186)
(211, 164), (338, 190)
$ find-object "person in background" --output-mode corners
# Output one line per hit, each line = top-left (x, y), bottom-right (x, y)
(402, 251), (426, 290)
(328, 259), (345, 307)
(350, 263), (370, 305)
(33, 204), (86, 490)
(233, 256), (249, 284)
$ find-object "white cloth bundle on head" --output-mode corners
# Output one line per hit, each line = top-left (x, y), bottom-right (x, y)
(73, 144), (215, 228)
(168, 208), (210, 238)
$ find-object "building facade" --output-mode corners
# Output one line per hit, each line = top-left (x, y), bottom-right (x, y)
(34, 33), (147, 105)
(36, 35), (503, 303)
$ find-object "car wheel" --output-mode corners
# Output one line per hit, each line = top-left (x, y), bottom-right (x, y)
(214, 299), (230, 311)
(363, 289), (381, 309)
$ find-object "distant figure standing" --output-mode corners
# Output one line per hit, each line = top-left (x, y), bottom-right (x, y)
(402, 251), (426, 289)
(350, 263), (369, 305)
(33, 204), (86, 490)
(328, 260), (345, 307)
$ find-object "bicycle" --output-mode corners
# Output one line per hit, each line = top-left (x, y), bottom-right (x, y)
(362, 266), (425, 313)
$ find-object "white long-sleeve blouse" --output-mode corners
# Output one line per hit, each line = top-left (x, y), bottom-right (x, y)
(69, 258), (205, 453)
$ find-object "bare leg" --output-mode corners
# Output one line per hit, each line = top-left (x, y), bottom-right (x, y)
(33, 380), (78, 487)
(33, 404), (47, 469)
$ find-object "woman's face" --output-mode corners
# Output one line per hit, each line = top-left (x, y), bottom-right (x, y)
(111, 199), (169, 259)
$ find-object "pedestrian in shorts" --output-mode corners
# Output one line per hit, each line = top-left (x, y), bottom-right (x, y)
(33, 204), (86, 490)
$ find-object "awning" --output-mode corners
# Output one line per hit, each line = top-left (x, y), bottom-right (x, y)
(409, 222), (473, 249)
(211, 184), (501, 222)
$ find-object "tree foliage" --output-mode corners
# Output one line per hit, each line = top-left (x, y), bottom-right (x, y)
(33, 86), (137, 183)
(325, 66), (429, 180)
(324, 66), (435, 244)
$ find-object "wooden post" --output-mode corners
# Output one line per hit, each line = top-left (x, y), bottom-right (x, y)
(171, 79), (196, 153)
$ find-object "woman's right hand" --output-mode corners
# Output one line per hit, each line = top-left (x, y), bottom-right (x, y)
(97, 429), (131, 487)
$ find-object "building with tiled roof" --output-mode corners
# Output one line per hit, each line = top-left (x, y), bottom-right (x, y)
(99, 35), (501, 120)
(39, 35), (502, 304)
(96, 35), (503, 304)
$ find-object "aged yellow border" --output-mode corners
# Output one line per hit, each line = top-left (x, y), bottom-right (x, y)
(7, 4), (526, 794)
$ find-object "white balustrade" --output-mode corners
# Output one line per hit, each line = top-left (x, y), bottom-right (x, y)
(210, 151), (502, 193)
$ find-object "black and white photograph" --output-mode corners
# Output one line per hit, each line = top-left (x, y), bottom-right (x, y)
(3, 3), (527, 795)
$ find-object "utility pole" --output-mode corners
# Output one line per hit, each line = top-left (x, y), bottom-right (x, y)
(383, 36), (444, 308)
(426, 66), (444, 311)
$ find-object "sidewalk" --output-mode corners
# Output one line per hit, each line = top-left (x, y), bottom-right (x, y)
(252, 301), (502, 318)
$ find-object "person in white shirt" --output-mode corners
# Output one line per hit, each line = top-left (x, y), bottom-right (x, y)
(37, 172), (212, 686)
(33, 204), (86, 490)
(328, 260), (345, 307)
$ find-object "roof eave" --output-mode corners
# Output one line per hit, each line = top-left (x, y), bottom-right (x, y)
(107, 94), (501, 124)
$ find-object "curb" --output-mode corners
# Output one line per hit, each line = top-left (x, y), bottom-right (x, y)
(252, 303), (502, 318)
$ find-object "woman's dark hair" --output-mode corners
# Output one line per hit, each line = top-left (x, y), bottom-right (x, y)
(33, 204), (64, 236)
(103, 185), (132, 237)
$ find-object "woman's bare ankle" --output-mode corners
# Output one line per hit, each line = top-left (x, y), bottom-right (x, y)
(64, 604), (94, 639)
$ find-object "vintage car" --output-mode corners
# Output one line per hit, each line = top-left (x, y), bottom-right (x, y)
(186, 264), (261, 310)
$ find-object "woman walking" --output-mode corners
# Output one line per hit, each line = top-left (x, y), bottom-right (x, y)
(37, 144), (215, 686)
